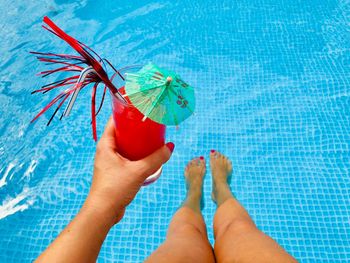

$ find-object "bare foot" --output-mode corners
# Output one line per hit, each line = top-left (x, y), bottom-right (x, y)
(185, 157), (206, 194)
(210, 150), (233, 205)
(183, 157), (206, 212)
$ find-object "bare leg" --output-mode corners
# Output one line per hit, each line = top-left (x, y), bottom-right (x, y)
(211, 150), (297, 263)
(146, 157), (215, 263)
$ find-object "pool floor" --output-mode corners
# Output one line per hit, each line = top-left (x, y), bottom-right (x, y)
(0, 0), (349, 262)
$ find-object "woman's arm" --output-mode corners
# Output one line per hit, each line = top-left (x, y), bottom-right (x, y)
(35, 199), (116, 263)
(36, 117), (174, 263)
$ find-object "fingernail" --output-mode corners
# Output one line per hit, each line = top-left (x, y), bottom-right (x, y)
(199, 156), (204, 160)
(210, 149), (215, 153)
(166, 142), (175, 153)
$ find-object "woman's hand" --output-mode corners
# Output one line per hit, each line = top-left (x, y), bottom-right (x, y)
(84, 117), (174, 226)
(36, 117), (173, 263)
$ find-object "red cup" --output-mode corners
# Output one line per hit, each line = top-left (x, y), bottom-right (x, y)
(110, 70), (166, 185)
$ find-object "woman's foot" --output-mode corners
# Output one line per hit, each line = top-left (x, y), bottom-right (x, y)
(210, 150), (233, 206)
(183, 157), (206, 213)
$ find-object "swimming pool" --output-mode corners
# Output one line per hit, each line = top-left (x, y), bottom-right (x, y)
(0, 0), (349, 262)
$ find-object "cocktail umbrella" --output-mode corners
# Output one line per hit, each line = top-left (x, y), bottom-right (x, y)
(124, 63), (195, 125)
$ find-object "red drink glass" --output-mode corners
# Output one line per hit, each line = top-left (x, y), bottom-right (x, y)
(110, 69), (166, 186)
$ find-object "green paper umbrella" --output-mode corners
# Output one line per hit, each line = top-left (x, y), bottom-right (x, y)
(124, 63), (195, 125)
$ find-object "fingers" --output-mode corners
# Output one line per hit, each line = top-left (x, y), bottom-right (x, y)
(135, 142), (175, 180)
(97, 116), (117, 152)
(102, 116), (115, 138)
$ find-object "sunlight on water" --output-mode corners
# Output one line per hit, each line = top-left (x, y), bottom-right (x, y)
(0, 0), (349, 262)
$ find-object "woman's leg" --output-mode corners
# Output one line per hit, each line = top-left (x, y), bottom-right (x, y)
(210, 150), (297, 263)
(145, 157), (215, 263)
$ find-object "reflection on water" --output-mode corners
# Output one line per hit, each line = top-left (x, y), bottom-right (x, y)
(0, 0), (350, 262)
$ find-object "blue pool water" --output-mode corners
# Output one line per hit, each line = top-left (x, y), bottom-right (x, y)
(1, 0), (350, 262)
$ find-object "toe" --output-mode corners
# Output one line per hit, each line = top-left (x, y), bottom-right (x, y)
(217, 151), (224, 159)
(227, 160), (233, 173)
(210, 150), (217, 162)
(194, 158), (201, 166)
(185, 157), (206, 171)
(189, 158), (197, 167)
(210, 150), (223, 161)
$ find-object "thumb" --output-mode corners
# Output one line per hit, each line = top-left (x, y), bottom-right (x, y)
(135, 142), (175, 179)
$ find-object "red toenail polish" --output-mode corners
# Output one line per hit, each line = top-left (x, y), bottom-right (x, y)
(210, 149), (215, 153)
(199, 156), (204, 160)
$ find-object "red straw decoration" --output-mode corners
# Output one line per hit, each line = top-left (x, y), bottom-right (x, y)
(31, 16), (124, 141)
(31, 81), (84, 123)
(91, 82), (99, 141)
(95, 85), (107, 117)
(42, 16), (118, 94)
(47, 93), (70, 126)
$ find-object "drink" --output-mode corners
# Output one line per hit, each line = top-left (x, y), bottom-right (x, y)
(110, 78), (166, 185)
(111, 87), (166, 161)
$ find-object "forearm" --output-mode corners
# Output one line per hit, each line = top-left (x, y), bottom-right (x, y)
(35, 117), (172, 262)
(36, 195), (119, 263)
